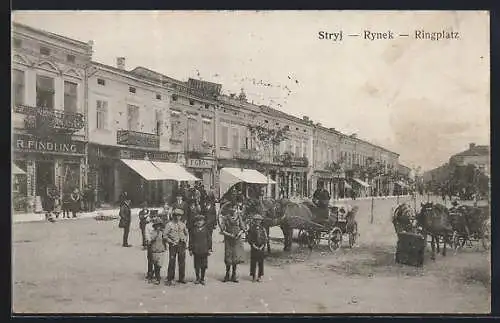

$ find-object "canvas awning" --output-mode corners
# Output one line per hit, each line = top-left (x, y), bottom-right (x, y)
(12, 164), (26, 175)
(219, 167), (276, 198)
(120, 159), (200, 181)
(353, 178), (371, 188)
(344, 181), (352, 189)
(152, 161), (199, 181)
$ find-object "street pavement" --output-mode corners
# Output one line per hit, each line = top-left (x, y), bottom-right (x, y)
(12, 195), (490, 313)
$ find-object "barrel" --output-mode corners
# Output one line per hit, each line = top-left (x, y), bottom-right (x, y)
(395, 232), (425, 267)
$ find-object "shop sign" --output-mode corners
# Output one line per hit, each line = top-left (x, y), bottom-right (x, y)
(14, 134), (85, 155)
(187, 158), (214, 169)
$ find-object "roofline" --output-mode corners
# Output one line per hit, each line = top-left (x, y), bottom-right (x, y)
(91, 61), (169, 89)
(12, 22), (90, 49)
(129, 66), (186, 86)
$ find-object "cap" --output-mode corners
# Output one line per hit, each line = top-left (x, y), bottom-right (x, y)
(253, 214), (264, 221)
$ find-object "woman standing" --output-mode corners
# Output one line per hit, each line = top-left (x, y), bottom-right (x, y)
(220, 205), (246, 283)
(70, 188), (81, 218)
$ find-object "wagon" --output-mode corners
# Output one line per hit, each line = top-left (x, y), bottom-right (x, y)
(295, 203), (359, 252)
(449, 205), (490, 252)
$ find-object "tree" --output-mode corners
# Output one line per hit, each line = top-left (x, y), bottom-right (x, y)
(247, 123), (290, 197)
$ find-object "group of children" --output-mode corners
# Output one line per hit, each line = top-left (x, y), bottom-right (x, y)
(138, 202), (268, 286)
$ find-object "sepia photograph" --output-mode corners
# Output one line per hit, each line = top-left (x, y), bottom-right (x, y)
(11, 10), (490, 314)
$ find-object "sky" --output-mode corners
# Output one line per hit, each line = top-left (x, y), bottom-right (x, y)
(12, 11), (490, 171)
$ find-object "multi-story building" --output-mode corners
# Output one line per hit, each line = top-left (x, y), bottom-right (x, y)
(87, 59), (174, 206)
(12, 22), (92, 211)
(449, 143), (490, 175)
(12, 22), (404, 208)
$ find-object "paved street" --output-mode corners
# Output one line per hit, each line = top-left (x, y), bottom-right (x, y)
(12, 196), (490, 313)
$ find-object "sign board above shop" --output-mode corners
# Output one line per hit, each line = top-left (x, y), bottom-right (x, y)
(13, 134), (85, 156)
(187, 158), (214, 169)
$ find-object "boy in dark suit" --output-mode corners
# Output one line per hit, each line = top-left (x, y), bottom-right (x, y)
(247, 214), (268, 282)
(189, 214), (212, 285)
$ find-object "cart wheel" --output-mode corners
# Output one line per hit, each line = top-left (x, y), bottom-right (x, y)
(348, 222), (358, 248)
(328, 227), (342, 252)
(481, 223), (491, 250)
(298, 229), (309, 247)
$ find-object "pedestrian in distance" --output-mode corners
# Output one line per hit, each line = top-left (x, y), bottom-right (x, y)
(220, 205), (246, 283)
(138, 201), (151, 249)
(87, 184), (96, 212)
(147, 216), (167, 285)
(189, 214), (212, 285)
(118, 199), (132, 247)
(62, 190), (72, 219)
(164, 209), (188, 286)
(70, 188), (81, 218)
(247, 214), (268, 282)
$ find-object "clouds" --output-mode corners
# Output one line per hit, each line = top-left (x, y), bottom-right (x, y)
(12, 11), (489, 170)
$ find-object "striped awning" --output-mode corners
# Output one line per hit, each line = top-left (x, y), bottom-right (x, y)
(121, 159), (200, 181)
(344, 181), (352, 189)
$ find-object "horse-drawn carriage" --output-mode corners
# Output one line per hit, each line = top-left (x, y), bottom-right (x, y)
(293, 202), (359, 252)
(449, 204), (490, 252)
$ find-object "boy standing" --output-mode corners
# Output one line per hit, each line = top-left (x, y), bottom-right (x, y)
(138, 202), (150, 249)
(189, 214), (212, 285)
(247, 214), (268, 282)
(147, 216), (167, 285)
(164, 209), (189, 286)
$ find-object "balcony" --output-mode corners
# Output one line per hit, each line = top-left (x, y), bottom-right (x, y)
(234, 148), (262, 161)
(186, 142), (214, 157)
(117, 130), (159, 149)
(274, 153), (309, 167)
(14, 104), (85, 134)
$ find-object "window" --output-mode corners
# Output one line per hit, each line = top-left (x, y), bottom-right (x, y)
(129, 86), (136, 94)
(64, 81), (78, 113)
(156, 94), (161, 100)
(13, 69), (25, 105)
(295, 140), (301, 156)
(220, 124), (229, 147)
(170, 118), (180, 140)
(303, 140), (308, 158)
(232, 127), (240, 151)
(96, 100), (108, 129)
(13, 38), (22, 48)
(187, 118), (198, 149)
(127, 104), (140, 131)
(155, 111), (163, 136)
(189, 99), (194, 105)
(172, 94), (178, 101)
(66, 54), (76, 63)
(40, 46), (50, 56)
(36, 75), (54, 109)
(202, 120), (212, 143)
(97, 78), (106, 86)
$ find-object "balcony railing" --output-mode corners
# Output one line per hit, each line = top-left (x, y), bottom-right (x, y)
(234, 148), (262, 161)
(14, 104), (85, 133)
(274, 153), (309, 167)
(186, 142), (213, 156)
(117, 130), (159, 149)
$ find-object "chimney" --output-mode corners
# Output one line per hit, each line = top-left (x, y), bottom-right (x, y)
(116, 57), (126, 70)
(469, 142), (476, 150)
(302, 116), (309, 122)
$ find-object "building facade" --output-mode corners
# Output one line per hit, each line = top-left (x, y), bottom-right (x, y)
(12, 23), (404, 209)
(12, 23), (92, 211)
(87, 59), (174, 206)
(449, 143), (490, 175)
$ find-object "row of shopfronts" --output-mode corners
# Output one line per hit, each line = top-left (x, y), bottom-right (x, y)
(13, 133), (400, 211)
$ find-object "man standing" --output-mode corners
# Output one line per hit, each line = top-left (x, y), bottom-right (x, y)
(171, 193), (188, 224)
(164, 209), (189, 285)
(87, 184), (96, 212)
(70, 188), (81, 218)
(313, 181), (330, 208)
(119, 199), (132, 247)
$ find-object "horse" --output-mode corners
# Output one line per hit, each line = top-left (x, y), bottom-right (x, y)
(416, 202), (453, 260)
(392, 203), (417, 234)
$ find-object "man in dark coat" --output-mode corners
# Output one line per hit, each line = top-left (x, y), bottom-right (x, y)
(189, 214), (212, 285)
(312, 181), (330, 221)
(87, 184), (96, 212)
(171, 194), (188, 224)
(202, 194), (218, 251)
(119, 199), (132, 247)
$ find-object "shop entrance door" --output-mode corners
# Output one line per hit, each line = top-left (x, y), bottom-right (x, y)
(36, 161), (54, 197)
